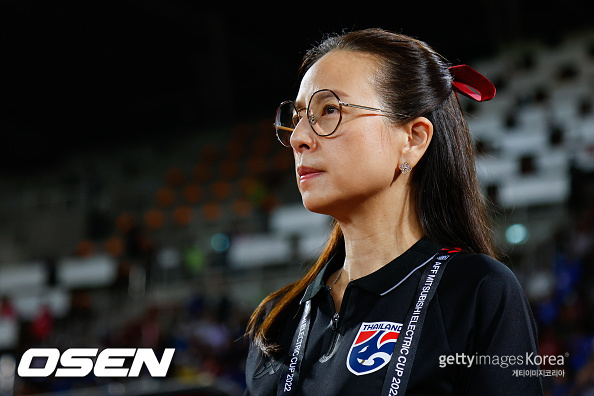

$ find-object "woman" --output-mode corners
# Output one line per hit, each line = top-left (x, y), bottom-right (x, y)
(245, 28), (543, 395)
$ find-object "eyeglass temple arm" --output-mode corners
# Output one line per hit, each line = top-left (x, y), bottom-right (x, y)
(273, 124), (295, 132)
(342, 102), (408, 119)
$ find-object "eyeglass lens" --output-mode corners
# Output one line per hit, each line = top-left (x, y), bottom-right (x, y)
(274, 90), (343, 147)
(274, 101), (296, 147)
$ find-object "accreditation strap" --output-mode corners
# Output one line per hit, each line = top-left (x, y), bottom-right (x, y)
(277, 299), (312, 395)
(380, 247), (461, 396)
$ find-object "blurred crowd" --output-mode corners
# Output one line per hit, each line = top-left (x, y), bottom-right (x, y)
(532, 200), (594, 395)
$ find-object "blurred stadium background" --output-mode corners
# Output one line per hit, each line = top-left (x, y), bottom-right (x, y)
(0, 2), (593, 395)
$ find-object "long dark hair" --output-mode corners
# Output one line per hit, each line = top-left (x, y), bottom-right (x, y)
(247, 28), (495, 355)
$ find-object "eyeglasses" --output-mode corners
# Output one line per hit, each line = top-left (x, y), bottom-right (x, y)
(273, 89), (408, 147)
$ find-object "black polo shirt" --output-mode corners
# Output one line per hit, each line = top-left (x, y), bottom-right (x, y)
(245, 237), (544, 395)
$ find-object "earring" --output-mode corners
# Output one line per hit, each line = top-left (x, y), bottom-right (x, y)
(399, 162), (412, 174)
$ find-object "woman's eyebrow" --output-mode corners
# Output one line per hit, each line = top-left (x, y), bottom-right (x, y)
(330, 88), (349, 100)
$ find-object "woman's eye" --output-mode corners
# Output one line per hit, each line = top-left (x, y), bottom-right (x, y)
(321, 104), (340, 116)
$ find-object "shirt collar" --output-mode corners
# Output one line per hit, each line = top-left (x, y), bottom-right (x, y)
(301, 236), (442, 303)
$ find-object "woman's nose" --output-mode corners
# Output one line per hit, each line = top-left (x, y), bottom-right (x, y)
(290, 117), (316, 152)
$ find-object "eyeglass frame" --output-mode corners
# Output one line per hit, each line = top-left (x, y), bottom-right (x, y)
(274, 89), (409, 147)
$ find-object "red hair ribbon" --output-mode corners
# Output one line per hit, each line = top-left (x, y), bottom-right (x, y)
(448, 64), (496, 102)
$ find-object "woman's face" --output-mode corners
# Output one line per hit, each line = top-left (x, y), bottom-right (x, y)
(291, 50), (409, 219)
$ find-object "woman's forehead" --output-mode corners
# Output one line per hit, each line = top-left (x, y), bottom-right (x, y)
(295, 51), (379, 108)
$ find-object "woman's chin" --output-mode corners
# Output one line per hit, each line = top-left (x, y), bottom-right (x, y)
(300, 194), (334, 216)
(300, 188), (376, 221)
(300, 192), (353, 219)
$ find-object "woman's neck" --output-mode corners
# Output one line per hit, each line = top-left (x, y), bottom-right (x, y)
(335, 188), (423, 282)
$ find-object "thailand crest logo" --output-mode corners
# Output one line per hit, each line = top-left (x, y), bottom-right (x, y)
(347, 321), (402, 376)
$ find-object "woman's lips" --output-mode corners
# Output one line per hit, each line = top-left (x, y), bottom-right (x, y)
(297, 166), (324, 182)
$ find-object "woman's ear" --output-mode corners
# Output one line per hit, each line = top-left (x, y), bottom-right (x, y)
(401, 116), (433, 167)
